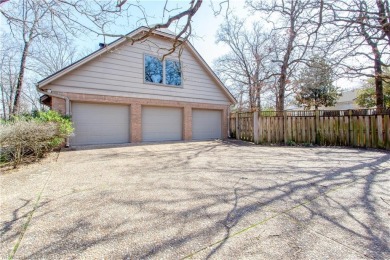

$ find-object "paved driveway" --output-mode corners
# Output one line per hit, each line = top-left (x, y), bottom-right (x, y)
(1, 141), (389, 259)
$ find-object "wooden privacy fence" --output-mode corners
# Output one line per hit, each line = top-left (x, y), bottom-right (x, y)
(229, 109), (390, 150)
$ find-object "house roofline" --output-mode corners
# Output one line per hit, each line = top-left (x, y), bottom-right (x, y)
(37, 26), (236, 104)
(37, 27), (143, 87)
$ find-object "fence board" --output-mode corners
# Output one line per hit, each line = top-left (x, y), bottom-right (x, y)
(372, 116), (377, 148)
(385, 115), (390, 150)
(365, 117), (370, 147)
(377, 115), (383, 148)
(230, 109), (390, 150)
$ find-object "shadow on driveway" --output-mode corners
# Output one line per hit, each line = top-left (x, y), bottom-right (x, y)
(1, 141), (389, 259)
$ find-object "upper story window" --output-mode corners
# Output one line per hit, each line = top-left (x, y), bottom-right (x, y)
(145, 55), (163, 84)
(144, 55), (182, 86)
(166, 60), (181, 86)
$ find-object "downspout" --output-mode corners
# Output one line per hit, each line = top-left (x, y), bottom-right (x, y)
(227, 106), (231, 138)
(36, 84), (71, 147)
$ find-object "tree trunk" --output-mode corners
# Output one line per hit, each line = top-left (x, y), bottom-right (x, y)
(276, 15), (296, 112)
(248, 85), (254, 111)
(374, 54), (384, 112)
(0, 84), (7, 119)
(358, 6), (384, 112)
(277, 75), (286, 111)
(366, 38), (384, 112)
(376, 0), (390, 45)
(12, 41), (30, 115)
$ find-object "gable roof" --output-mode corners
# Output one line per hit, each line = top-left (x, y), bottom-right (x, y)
(37, 26), (236, 104)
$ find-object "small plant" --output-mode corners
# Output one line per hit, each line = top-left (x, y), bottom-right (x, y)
(0, 110), (73, 168)
(286, 140), (296, 146)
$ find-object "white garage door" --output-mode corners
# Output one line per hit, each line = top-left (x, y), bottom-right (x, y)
(192, 109), (222, 140)
(142, 106), (182, 142)
(71, 103), (130, 145)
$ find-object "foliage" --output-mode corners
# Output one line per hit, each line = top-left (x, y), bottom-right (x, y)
(32, 110), (74, 147)
(286, 140), (296, 146)
(0, 110), (73, 167)
(356, 70), (390, 109)
(295, 57), (341, 110)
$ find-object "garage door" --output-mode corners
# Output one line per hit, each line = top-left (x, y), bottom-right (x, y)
(192, 109), (222, 140)
(142, 107), (182, 142)
(71, 103), (130, 145)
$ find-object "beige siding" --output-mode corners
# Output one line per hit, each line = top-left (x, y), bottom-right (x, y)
(46, 35), (231, 105)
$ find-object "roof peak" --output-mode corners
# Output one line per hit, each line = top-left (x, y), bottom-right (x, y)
(145, 25), (176, 36)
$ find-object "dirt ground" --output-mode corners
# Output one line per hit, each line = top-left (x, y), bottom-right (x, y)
(1, 140), (389, 259)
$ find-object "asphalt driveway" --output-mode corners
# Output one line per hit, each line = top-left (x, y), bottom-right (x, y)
(1, 141), (389, 259)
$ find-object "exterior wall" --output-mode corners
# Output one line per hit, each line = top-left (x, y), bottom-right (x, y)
(52, 97), (66, 115)
(52, 92), (228, 143)
(44, 35), (231, 106)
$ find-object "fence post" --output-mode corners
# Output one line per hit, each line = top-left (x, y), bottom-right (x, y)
(348, 109), (352, 146)
(235, 111), (240, 140)
(377, 114), (383, 148)
(253, 110), (259, 144)
(315, 110), (320, 145)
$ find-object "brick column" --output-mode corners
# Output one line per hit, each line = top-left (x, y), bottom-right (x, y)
(131, 103), (142, 143)
(183, 106), (192, 141)
(222, 108), (228, 139)
(51, 97), (66, 115)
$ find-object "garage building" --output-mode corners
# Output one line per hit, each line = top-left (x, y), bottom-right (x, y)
(37, 27), (236, 145)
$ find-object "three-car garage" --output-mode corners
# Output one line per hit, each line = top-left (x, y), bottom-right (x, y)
(70, 103), (224, 146)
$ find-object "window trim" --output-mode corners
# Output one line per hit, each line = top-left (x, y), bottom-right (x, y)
(143, 53), (183, 88)
(165, 59), (182, 87)
(144, 54), (163, 85)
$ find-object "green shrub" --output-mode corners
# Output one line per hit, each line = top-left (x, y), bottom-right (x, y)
(286, 140), (296, 146)
(0, 111), (73, 167)
(32, 110), (73, 147)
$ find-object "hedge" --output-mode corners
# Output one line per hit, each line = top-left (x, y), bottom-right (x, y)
(0, 110), (74, 168)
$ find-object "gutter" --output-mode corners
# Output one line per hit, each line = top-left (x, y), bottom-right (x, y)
(36, 84), (71, 147)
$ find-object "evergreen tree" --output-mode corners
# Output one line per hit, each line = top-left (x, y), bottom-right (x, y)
(295, 57), (340, 110)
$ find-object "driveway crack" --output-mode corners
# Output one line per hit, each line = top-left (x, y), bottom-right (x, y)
(7, 169), (53, 260)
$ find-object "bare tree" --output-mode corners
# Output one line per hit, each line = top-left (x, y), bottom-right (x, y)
(29, 37), (79, 77)
(0, 37), (19, 119)
(0, 35), (72, 118)
(0, 0), (203, 115)
(215, 16), (275, 111)
(247, 0), (325, 111)
(324, 0), (390, 111)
